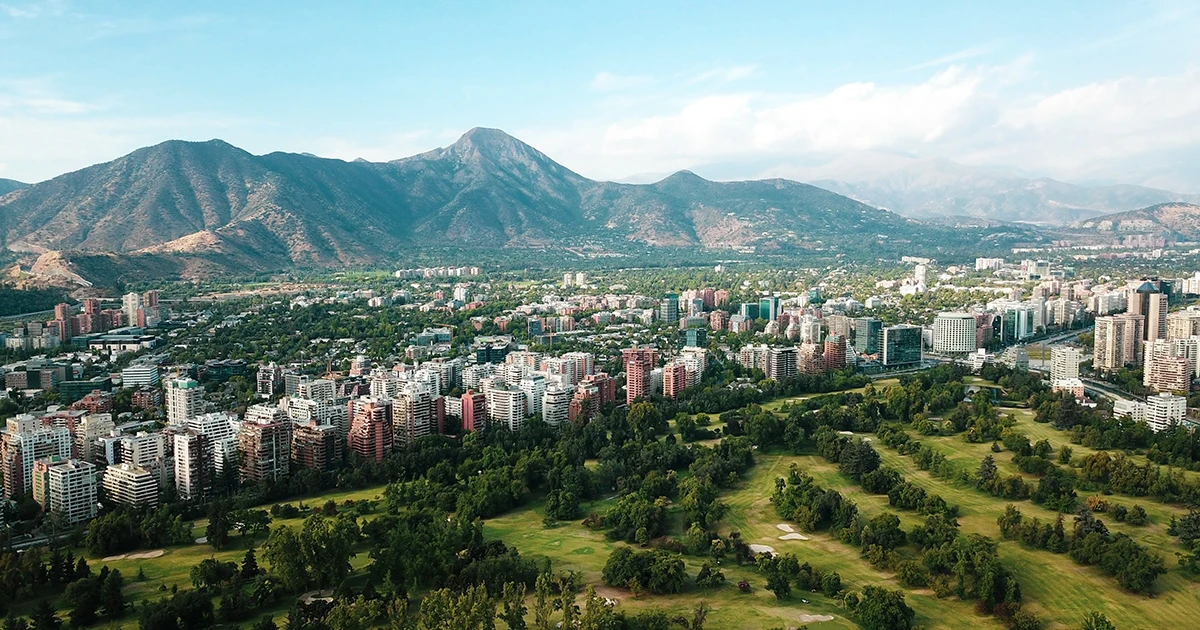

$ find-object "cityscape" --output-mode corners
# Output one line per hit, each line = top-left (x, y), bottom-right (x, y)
(2, 3), (1200, 630)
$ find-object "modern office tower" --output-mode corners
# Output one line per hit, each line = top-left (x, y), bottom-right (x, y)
(739, 303), (760, 320)
(682, 326), (708, 348)
(1130, 281), (1168, 342)
(485, 386), (527, 432)
(1094, 313), (1145, 371)
(31, 457), (97, 524)
(519, 374), (547, 417)
(1167, 308), (1200, 340)
(348, 397), (394, 463)
(766, 346), (798, 381)
(1143, 340), (1193, 393)
(823, 335), (848, 370)
(291, 423), (343, 473)
(170, 429), (210, 500)
(882, 325), (923, 367)
(932, 313), (978, 353)
(759, 297), (781, 322)
(1000, 304), (1036, 343)
(797, 342), (825, 374)
(661, 361), (688, 400)
(394, 385), (438, 444)
(622, 347), (658, 405)
(239, 404), (292, 483)
(73, 413), (115, 464)
(853, 317), (883, 354)
(659, 294), (680, 325)
(102, 462), (159, 508)
(120, 364), (161, 387)
(256, 363), (283, 398)
(2, 415), (72, 497)
(542, 386), (571, 426)
(121, 292), (142, 329)
(1145, 393), (1187, 432)
(165, 377), (203, 426)
(1050, 346), (1081, 383)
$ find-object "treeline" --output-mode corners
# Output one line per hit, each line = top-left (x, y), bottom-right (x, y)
(998, 505), (1166, 594)
(771, 466), (1040, 629)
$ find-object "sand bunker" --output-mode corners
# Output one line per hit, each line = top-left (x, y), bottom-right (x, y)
(101, 549), (164, 561)
(797, 613), (835, 622)
(748, 544), (776, 555)
(195, 536), (208, 544)
(779, 533), (810, 541)
(776, 523), (795, 533)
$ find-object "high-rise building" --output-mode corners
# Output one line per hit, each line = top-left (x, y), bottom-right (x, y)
(1145, 392), (1187, 432)
(73, 413), (115, 464)
(882, 325), (923, 367)
(1143, 340), (1193, 393)
(120, 364), (161, 388)
(102, 462), (159, 508)
(121, 292), (142, 330)
(1050, 346), (1081, 383)
(659, 294), (680, 325)
(164, 377), (203, 426)
(256, 363), (283, 398)
(853, 317), (882, 354)
(519, 374), (547, 418)
(394, 385), (439, 444)
(542, 386), (571, 426)
(348, 397), (394, 463)
(661, 361), (688, 399)
(766, 346), (798, 381)
(170, 429), (209, 501)
(32, 457), (97, 524)
(1167, 308), (1200, 340)
(2, 415), (72, 497)
(797, 342), (825, 374)
(759, 297), (781, 322)
(1094, 313), (1145, 372)
(739, 303), (760, 321)
(291, 423), (343, 473)
(682, 326), (708, 348)
(239, 404), (292, 483)
(1130, 281), (1168, 342)
(461, 390), (488, 432)
(622, 347), (658, 405)
(823, 335), (848, 371)
(486, 386), (527, 432)
(932, 313), (977, 354)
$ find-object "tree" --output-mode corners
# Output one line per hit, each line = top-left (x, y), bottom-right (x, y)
(500, 583), (526, 630)
(242, 547), (262, 579)
(533, 573), (553, 630)
(854, 586), (914, 630)
(2, 612), (27, 630)
(29, 601), (60, 630)
(206, 503), (233, 551)
(252, 616), (277, 630)
(1081, 611), (1116, 630)
(232, 509), (272, 540)
(100, 570), (126, 620)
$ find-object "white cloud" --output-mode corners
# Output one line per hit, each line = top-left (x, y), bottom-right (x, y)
(525, 62), (1200, 191)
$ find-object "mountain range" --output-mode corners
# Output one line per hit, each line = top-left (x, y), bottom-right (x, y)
(0, 128), (1031, 286)
(801, 154), (1200, 225)
(0, 179), (25, 196)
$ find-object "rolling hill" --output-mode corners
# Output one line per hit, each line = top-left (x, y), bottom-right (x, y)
(1070, 202), (1200, 240)
(0, 178), (26, 196)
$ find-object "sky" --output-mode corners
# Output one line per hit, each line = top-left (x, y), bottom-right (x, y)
(2, 0), (1200, 190)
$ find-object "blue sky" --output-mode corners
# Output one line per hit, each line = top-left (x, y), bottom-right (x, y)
(2, 1), (1199, 189)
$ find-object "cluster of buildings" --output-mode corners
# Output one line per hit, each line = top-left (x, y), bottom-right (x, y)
(1092, 282), (1200, 396)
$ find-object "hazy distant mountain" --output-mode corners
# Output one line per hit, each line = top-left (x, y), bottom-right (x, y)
(800, 154), (1199, 225)
(1071, 203), (1200, 240)
(0, 129), (1027, 284)
(0, 179), (26, 196)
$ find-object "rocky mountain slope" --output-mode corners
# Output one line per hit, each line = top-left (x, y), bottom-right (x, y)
(1070, 203), (1200, 240)
(0, 129), (1026, 284)
(0, 178), (25, 197)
